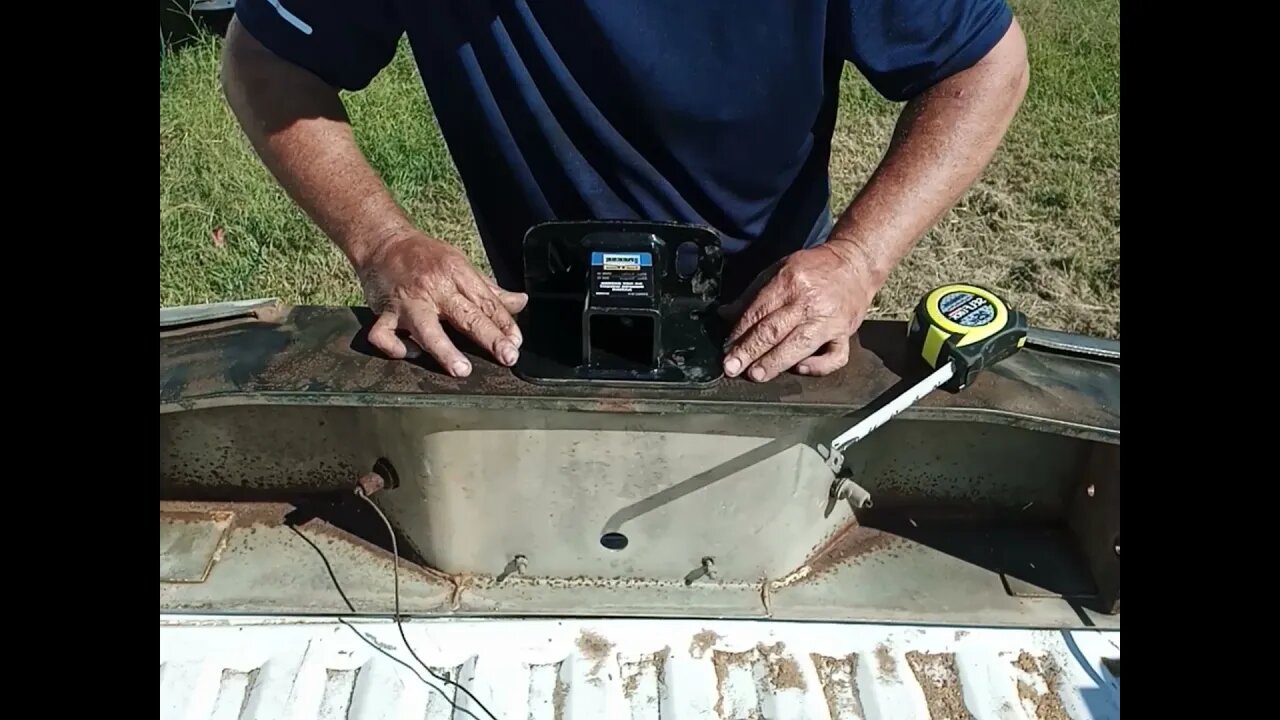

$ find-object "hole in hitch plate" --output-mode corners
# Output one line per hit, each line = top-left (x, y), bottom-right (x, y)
(600, 532), (629, 551)
(588, 314), (656, 370)
(675, 240), (699, 279)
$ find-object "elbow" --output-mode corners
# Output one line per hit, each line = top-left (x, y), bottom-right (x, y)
(1001, 17), (1031, 112)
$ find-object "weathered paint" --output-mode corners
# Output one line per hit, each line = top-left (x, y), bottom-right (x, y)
(159, 306), (1120, 441)
(159, 615), (1119, 720)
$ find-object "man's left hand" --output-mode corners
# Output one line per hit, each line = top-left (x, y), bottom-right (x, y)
(720, 242), (879, 382)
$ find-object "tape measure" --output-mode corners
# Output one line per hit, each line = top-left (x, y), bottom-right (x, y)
(820, 283), (1029, 480)
(906, 283), (1028, 392)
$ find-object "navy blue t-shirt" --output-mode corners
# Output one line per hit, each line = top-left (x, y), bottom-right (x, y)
(235, 0), (1012, 297)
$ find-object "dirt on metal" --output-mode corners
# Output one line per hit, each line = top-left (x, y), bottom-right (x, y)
(161, 306), (1120, 438)
(158, 500), (456, 587)
(689, 629), (721, 659)
(811, 653), (862, 720)
(906, 651), (974, 720)
(874, 644), (899, 682)
(800, 522), (905, 582)
(757, 642), (807, 691)
(621, 650), (666, 702)
(577, 630), (615, 684)
(1013, 651), (1070, 720)
(711, 649), (757, 720)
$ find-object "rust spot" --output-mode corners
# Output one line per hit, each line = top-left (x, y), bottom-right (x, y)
(552, 672), (567, 720)
(689, 629), (721, 659)
(593, 398), (639, 413)
(158, 500), (456, 587)
(906, 651), (974, 720)
(1013, 652), (1069, 720)
(811, 653), (862, 719)
(159, 508), (234, 527)
(874, 644), (898, 682)
(757, 642), (806, 691)
(620, 650), (666, 702)
(711, 649), (755, 720)
(161, 500), (284, 528)
(803, 523), (903, 580)
(622, 669), (640, 699)
(577, 630), (615, 682)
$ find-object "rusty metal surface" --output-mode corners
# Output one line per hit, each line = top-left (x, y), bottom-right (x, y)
(159, 305), (1119, 440)
(159, 498), (1121, 630)
(160, 404), (1101, 588)
(159, 297), (283, 328)
(159, 501), (457, 614)
(160, 509), (233, 583)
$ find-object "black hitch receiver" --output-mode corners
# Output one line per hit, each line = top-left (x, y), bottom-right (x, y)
(513, 220), (726, 388)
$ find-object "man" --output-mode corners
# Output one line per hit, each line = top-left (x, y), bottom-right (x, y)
(222, 0), (1028, 382)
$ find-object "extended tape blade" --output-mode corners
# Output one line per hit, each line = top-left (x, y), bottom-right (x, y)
(829, 362), (955, 453)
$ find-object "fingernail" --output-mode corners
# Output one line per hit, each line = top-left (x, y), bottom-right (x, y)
(499, 343), (518, 366)
(724, 356), (741, 376)
(509, 331), (523, 349)
(749, 367), (766, 382)
(451, 360), (471, 377)
(797, 365), (810, 375)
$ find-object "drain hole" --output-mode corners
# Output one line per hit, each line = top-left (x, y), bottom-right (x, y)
(600, 532), (629, 551)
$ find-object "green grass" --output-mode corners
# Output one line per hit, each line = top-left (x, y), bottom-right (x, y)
(160, 0), (1119, 337)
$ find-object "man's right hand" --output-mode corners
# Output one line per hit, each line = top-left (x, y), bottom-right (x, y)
(357, 232), (528, 377)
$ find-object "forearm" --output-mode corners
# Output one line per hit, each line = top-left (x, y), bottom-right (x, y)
(826, 19), (1030, 289)
(221, 17), (412, 267)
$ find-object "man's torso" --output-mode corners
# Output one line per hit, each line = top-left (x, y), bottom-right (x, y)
(235, 0), (1013, 295)
(400, 1), (842, 292)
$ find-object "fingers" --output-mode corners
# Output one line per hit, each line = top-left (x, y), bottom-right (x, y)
(440, 295), (520, 366)
(796, 336), (850, 376)
(464, 281), (525, 349)
(406, 309), (473, 378)
(739, 321), (827, 382)
(484, 278), (529, 317)
(727, 289), (788, 348)
(458, 277), (524, 351)
(723, 305), (805, 378)
(368, 311), (409, 359)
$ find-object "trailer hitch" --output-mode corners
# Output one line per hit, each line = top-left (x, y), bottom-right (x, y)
(513, 220), (726, 389)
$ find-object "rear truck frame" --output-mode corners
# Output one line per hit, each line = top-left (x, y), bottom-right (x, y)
(160, 300), (1120, 719)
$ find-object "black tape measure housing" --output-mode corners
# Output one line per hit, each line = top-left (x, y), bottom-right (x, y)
(906, 284), (1029, 392)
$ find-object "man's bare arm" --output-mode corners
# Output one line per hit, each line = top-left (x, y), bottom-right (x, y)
(724, 20), (1030, 381)
(221, 18), (525, 376)
(823, 18), (1031, 290)
(221, 17), (411, 268)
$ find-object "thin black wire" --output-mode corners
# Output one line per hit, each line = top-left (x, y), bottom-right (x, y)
(287, 511), (497, 720)
(286, 525), (473, 719)
(353, 487), (502, 720)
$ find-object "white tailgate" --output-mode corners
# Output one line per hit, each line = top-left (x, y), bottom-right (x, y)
(159, 615), (1119, 720)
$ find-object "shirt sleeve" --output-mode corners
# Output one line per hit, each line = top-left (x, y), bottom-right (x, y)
(830, 0), (1014, 102)
(233, 0), (404, 91)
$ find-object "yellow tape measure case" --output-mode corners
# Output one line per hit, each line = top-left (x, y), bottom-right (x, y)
(906, 284), (1029, 392)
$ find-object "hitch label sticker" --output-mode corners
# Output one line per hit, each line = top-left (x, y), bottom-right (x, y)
(593, 252), (652, 271)
(591, 252), (654, 299)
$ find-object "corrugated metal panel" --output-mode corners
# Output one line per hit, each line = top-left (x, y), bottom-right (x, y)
(159, 616), (1119, 720)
